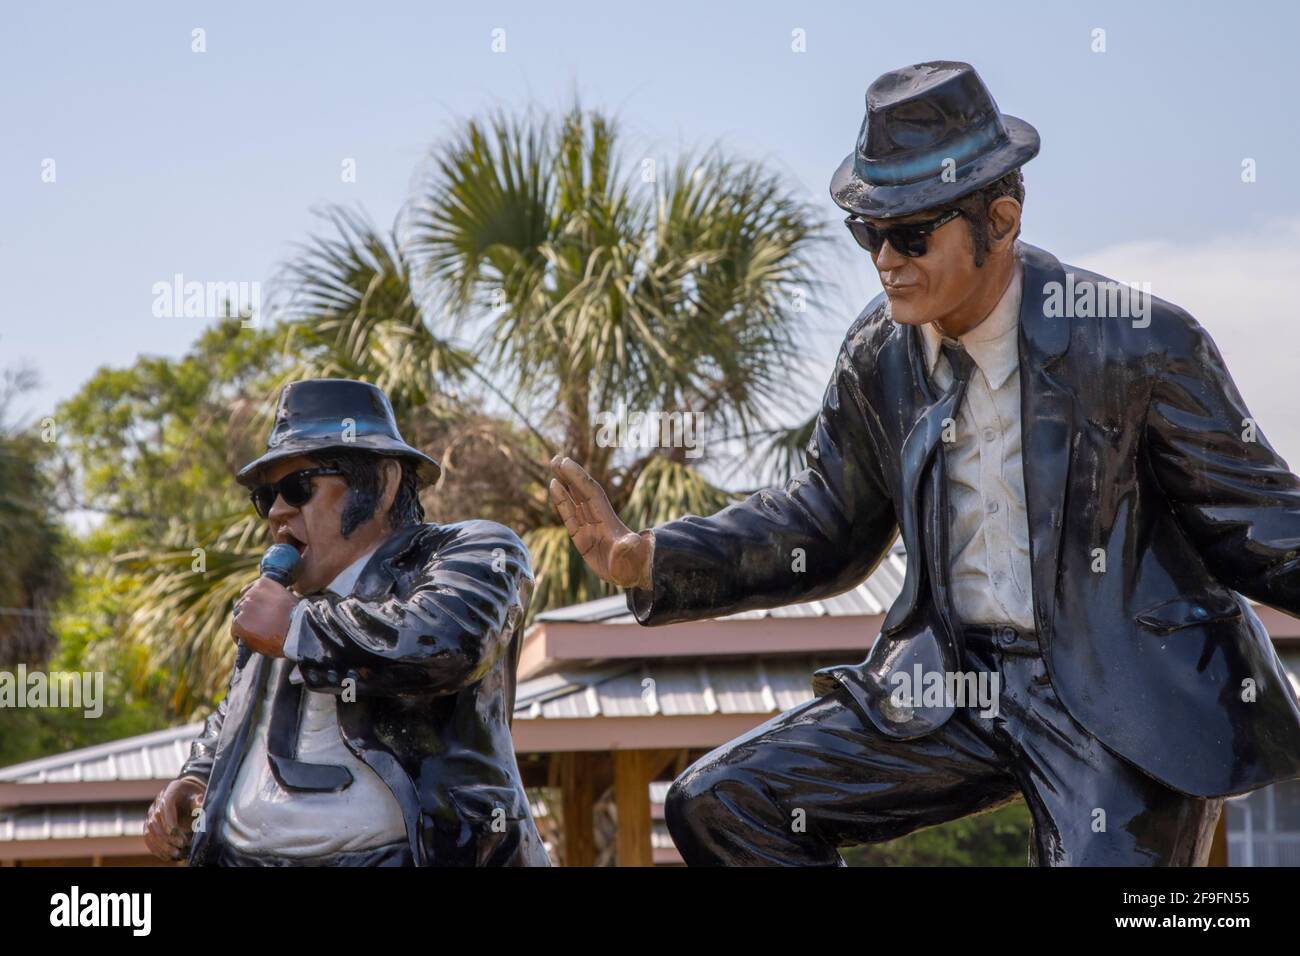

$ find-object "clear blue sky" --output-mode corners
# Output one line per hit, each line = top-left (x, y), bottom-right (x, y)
(4, 0), (1300, 460)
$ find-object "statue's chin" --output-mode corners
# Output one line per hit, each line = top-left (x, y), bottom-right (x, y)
(885, 299), (928, 327)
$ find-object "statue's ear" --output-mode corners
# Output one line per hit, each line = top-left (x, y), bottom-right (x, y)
(987, 196), (1022, 249)
(380, 458), (402, 514)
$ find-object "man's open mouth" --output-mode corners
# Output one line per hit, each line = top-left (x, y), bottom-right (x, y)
(277, 530), (308, 557)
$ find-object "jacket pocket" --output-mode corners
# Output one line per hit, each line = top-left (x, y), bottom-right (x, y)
(1134, 593), (1242, 633)
(447, 784), (529, 823)
(445, 784), (530, 867)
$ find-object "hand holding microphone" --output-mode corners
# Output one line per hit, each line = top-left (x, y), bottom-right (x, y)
(232, 543), (303, 660)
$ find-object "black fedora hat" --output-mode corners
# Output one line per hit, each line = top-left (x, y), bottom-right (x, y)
(236, 379), (440, 487)
(830, 61), (1039, 219)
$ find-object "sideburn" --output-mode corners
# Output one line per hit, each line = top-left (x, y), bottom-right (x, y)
(339, 488), (380, 538)
(966, 216), (990, 269)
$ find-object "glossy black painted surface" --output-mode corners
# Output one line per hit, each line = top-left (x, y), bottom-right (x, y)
(667, 628), (1224, 866)
(831, 61), (1040, 219)
(630, 242), (1300, 862)
(236, 378), (440, 486)
(185, 520), (550, 867)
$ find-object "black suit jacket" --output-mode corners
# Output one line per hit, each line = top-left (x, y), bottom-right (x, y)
(180, 519), (549, 866)
(629, 241), (1300, 799)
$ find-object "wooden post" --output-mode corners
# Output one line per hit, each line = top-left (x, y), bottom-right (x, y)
(1208, 804), (1229, 866)
(614, 750), (655, 867)
(559, 752), (596, 867)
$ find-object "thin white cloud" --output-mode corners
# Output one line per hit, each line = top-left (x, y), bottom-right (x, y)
(1073, 219), (1300, 468)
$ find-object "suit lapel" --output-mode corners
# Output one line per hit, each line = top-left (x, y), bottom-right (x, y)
(354, 524), (427, 601)
(1016, 242), (1075, 643)
(194, 653), (268, 851)
(881, 325), (940, 635)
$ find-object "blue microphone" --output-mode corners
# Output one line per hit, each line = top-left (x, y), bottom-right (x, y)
(235, 544), (303, 667)
(259, 543), (302, 587)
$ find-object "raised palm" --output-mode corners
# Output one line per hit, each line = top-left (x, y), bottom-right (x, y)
(548, 456), (652, 589)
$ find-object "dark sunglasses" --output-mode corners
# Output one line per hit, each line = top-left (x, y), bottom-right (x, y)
(844, 208), (962, 258)
(249, 467), (343, 518)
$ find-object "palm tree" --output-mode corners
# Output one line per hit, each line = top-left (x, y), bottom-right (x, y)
(403, 104), (827, 611)
(84, 103), (827, 712)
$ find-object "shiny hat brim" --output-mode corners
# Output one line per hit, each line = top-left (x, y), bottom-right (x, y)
(236, 435), (441, 488)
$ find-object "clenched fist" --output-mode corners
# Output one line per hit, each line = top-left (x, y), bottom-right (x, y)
(231, 575), (299, 658)
(144, 776), (206, 862)
(548, 456), (653, 590)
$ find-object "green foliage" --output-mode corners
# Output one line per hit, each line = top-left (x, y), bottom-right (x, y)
(279, 205), (475, 417)
(0, 370), (69, 667)
(412, 105), (827, 466)
(0, 540), (172, 768)
(47, 315), (290, 715)
(53, 315), (288, 528)
(39, 103), (827, 720)
(406, 103), (825, 612)
(114, 513), (265, 717)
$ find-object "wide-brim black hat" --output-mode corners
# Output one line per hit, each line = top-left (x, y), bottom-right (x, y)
(236, 378), (440, 488)
(830, 60), (1039, 219)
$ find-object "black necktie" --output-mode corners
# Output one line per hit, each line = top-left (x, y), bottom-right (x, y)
(925, 341), (977, 634)
(266, 658), (353, 792)
(893, 338), (977, 639)
(937, 339), (976, 394)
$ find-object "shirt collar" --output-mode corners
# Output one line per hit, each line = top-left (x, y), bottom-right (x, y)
(921, 262), (1023, 390)
(324, 544), (382, 597)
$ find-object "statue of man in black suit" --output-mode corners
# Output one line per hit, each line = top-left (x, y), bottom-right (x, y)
(145, 379), (549, 866)
(549, 61), (1300, 866)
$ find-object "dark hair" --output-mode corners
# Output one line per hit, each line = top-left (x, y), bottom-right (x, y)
(943, 169), (1025, 268)
(311, 449), (425, 537)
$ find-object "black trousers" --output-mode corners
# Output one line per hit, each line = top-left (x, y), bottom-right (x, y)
(666, 626), (1223, 866)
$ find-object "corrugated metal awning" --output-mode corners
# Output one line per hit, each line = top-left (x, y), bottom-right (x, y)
(0, 802), (149, 843)
(514, 656), (845, 721)
(0, 723), (203, 785)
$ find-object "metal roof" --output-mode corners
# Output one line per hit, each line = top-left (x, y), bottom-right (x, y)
(0, 722), (203, 784)
(535, 545), (908, 625)
(0, 802), (149, 843)
(519, 545), (906, 722)
(514, 656), (845, 721)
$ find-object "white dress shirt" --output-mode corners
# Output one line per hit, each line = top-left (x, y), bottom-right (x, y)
(919, 263), (1037, 633)
(221, 546), (409, 858)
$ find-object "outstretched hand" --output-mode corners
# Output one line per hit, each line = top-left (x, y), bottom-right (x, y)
(548, 456), (653, 590)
